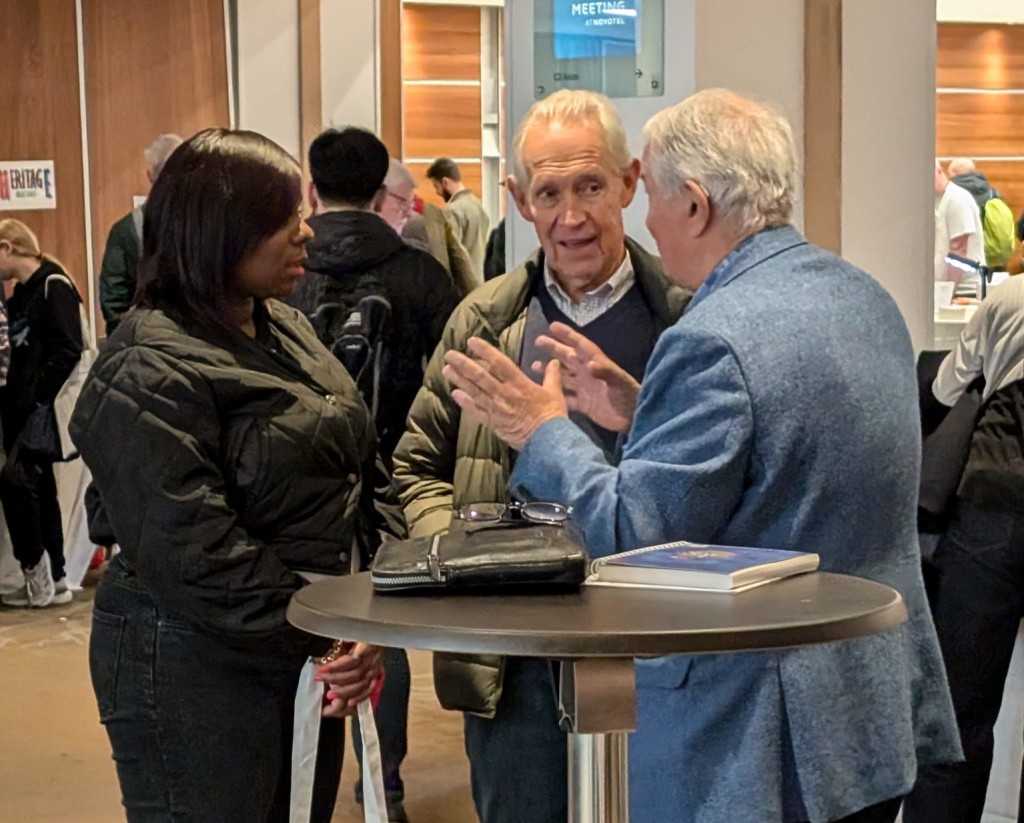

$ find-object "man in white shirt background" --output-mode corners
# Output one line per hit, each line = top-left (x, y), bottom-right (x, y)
(935, 159), (986, 286)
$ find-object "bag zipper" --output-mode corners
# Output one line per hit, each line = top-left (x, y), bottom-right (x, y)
(370, 534), (446, 588)
(370, 573), (436, 587)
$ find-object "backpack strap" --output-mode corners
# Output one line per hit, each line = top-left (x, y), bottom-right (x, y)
(44, 273), (95, 350)
(43, 272), (78, 300)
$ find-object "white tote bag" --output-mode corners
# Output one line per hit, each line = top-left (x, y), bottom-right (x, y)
(291, 653), (387, 823)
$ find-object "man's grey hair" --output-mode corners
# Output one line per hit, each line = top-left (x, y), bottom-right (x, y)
(511, 89), (632, 185)
(947, 157), (976, 177)
(143, 134), (184, 179)
(642, 89), (797, 233)
(384, 158), (415, 191)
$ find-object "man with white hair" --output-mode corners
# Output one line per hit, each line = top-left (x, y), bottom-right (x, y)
(98, 133), (182, 334)
(387, 158), (478, 297)
(392, 89), (688, 823)
(442, 89), (962, 822)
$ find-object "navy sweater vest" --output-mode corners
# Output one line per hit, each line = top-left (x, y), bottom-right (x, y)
(520, 281), (661, 458)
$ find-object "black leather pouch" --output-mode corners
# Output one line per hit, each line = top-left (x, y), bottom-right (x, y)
(370, 524), (588, 593)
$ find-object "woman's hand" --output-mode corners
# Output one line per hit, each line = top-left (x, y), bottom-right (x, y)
(442, 336), (568, 450)
(533, 322), (640, 433)
(316, 642), (383, 718)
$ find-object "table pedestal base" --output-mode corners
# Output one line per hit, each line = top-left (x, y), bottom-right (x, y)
(559, 659), (637, 823)
(569, 732), (629, 823)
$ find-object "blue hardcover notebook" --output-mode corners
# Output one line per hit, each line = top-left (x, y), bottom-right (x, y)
(588, 541), (819, 592)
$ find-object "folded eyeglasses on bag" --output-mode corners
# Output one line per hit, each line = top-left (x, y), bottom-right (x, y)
(453, 501), (571, 529)
(370, 500), (587, 593)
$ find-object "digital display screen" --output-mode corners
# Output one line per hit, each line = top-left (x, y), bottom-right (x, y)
(553, 0), (641, 60)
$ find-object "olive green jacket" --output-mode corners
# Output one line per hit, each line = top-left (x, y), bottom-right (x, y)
(390, 238), (689, 716)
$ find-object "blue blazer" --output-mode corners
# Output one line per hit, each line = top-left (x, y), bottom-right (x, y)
(511, 226), (961, 823)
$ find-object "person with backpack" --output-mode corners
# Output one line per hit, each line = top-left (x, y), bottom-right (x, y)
(289, 127), (460, 464)
(0, 219), (84, 607)
(287, 126), (460, 823)
(948, 157), (1017, 272)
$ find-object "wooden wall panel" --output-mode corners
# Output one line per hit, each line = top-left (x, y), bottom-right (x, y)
(937, 92), (1024, 157)
(803, 0), (843, 254)
(403, 85), (482, 160)
(380, 0), (403, 156)
(937, 23), (1024, 90)
(83, 0), (229, 325)
(402, 5), (481, 81)
(406, 162), (483, 209)
(0, 0), (88, 296)
(299, 0), (322, 181)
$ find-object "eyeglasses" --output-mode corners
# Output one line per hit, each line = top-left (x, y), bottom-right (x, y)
(453, 501), (571, 526)
(385, 190), (413, 213)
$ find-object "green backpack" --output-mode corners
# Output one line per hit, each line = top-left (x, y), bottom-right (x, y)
(982, 195), (1016, 270)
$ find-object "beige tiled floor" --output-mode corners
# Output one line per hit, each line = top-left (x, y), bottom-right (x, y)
(0, 578), (478, 822)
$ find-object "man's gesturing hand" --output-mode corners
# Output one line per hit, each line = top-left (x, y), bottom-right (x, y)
(533, 322), (639, 433)
(442, 336), (568, 450)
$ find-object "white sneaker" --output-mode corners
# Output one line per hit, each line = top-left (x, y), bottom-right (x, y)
(24, 555), (55, 607)
(1, 586), (29, 607)
(51, 576), (73, 605)
(2, 575), (72, 608)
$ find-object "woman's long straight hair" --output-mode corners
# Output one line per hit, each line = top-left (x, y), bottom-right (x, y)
(134, 128), (301, 330)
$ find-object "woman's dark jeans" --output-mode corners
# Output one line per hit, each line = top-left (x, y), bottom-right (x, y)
(90, 558), (344, 822)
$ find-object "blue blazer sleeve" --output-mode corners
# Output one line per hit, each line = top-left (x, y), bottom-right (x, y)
(510, 327), (753, 557)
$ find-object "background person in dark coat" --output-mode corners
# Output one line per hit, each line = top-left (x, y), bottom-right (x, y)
(287, 127), (459, 823)
(97, 133), (182, 335)
(385, 157), (478, 297)
(904, 273), (1024, 822)
(483, 217), (506, 281)
(0, 218), (82, 608)
(288, 128), (460, 464)
(71, 130), (394, 823)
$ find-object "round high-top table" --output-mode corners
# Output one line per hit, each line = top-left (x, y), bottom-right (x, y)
(288, 572), (906, 823)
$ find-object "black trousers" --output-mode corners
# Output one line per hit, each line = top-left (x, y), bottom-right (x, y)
(0, 447), (65, 579)
(91, 559), (344, 822)
(903, 499), (1024, 823)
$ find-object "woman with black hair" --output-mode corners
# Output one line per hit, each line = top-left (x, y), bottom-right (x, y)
(71, 129), (399, 822)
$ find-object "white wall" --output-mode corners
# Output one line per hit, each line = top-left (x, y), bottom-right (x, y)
(235, 0), (382, 161)
(938, 0), (1024, 23)
(694, 0), (805, 230)
(321, 0), (378, 133)
(842, 0), (936, 353)
(234, 0), (301, 159)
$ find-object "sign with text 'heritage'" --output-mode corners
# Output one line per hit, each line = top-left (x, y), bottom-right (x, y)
(0, 160), (56, 211)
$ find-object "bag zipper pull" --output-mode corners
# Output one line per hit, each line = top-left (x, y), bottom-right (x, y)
(427, 534), (442, 582)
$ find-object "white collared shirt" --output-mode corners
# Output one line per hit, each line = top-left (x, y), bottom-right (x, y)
(543, 252), (635, 326)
